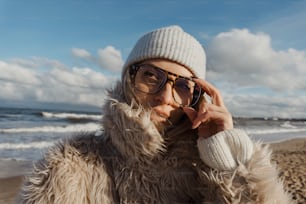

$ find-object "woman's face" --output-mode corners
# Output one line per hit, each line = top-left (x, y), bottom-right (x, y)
(132, 59), (194, 126)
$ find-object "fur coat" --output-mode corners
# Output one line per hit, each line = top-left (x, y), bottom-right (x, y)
(19, 83), (293, 204)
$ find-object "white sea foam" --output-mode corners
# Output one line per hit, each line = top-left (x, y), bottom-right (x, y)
(41, 111), (102, 120)
(246, 127), (306, 135)
(0, 141), (54, 149)
(0, 123), (101, 133)
(280, 121), (297, 129)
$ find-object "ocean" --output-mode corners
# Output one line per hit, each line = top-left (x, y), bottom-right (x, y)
(1, 107), (306, 161)
(0, 107), (102, 161)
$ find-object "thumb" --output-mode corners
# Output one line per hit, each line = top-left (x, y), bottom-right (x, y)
(182, 107), (197, 122)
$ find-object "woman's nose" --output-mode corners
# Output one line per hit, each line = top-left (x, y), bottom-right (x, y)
(155, 82), (174, 105)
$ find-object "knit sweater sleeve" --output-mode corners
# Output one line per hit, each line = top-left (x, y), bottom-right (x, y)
(197, 128), (253, 170)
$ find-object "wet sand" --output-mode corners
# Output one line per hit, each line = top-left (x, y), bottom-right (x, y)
(0, 160), (32, 204)
(1, 138), (305, 204)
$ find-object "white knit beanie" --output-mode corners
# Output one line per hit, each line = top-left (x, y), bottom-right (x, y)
(122, 25), (206, 79)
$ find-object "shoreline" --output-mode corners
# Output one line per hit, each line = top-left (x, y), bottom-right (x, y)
(269, 137), (306, 151)
(0, 137), (305, 204)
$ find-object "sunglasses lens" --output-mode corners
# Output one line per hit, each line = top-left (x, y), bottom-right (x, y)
(173, 78), (194, 106)
(134, 65), (166, 94)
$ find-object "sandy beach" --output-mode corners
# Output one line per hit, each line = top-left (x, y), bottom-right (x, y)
(270, 138), (306, 203)
(0, 160), (33, 204)
(1, 138), (305, 204)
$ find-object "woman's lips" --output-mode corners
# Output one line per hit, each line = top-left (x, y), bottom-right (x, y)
(152, 110), (170, 122)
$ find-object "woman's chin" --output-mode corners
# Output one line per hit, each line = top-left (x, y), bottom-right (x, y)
(150, 114), (169, 131)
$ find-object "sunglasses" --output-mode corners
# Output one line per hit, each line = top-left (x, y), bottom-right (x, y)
(129, 64), (203, 107)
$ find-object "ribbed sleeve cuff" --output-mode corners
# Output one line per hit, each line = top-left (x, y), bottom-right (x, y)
(197, 129), (254, 171)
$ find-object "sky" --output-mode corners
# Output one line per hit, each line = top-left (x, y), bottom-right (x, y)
(1, 0), (306, 118)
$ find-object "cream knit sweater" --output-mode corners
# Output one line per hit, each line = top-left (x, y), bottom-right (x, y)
(198, 129), (254, 170)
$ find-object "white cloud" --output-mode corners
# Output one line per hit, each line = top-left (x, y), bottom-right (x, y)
(0, 61), (40, 85)
(71, 46), (124, 74)
(8, 58), (40, 69)
(97, 46), (124, 73)
(0, 45), (120, 109)
(224, 91), (306, 119)
(0, 82), (26, 101)
(71, 67), (109, 88)
(0, 57), (117, 108)
(72, 48), (92, 60)
(205, 28), (306, 118)
(206, 29), (306, 90)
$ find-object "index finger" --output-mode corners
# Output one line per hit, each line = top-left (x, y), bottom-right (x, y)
(193, 78), (225, 107)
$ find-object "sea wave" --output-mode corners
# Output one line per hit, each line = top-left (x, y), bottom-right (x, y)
(41, 111), (102, 121)
(246, 127), (306, 135)
(280, 121), (297, 129)
(0, 141), (54, 149)
(0, 123), (101, 133)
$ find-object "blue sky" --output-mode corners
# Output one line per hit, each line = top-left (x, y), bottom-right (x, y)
(1, 0), (306, 118)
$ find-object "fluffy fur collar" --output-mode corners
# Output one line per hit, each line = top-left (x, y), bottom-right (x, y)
(102, 82), (166, 161)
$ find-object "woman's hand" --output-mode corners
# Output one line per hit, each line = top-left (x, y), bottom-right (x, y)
(183, 78), (233, 139)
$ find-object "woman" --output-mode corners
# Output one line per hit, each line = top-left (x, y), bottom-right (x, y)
(20, 25), (292, 203)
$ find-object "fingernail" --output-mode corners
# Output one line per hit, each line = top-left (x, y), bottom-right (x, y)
(183, 107), (192, 112)
(192, 122), (199, 129)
